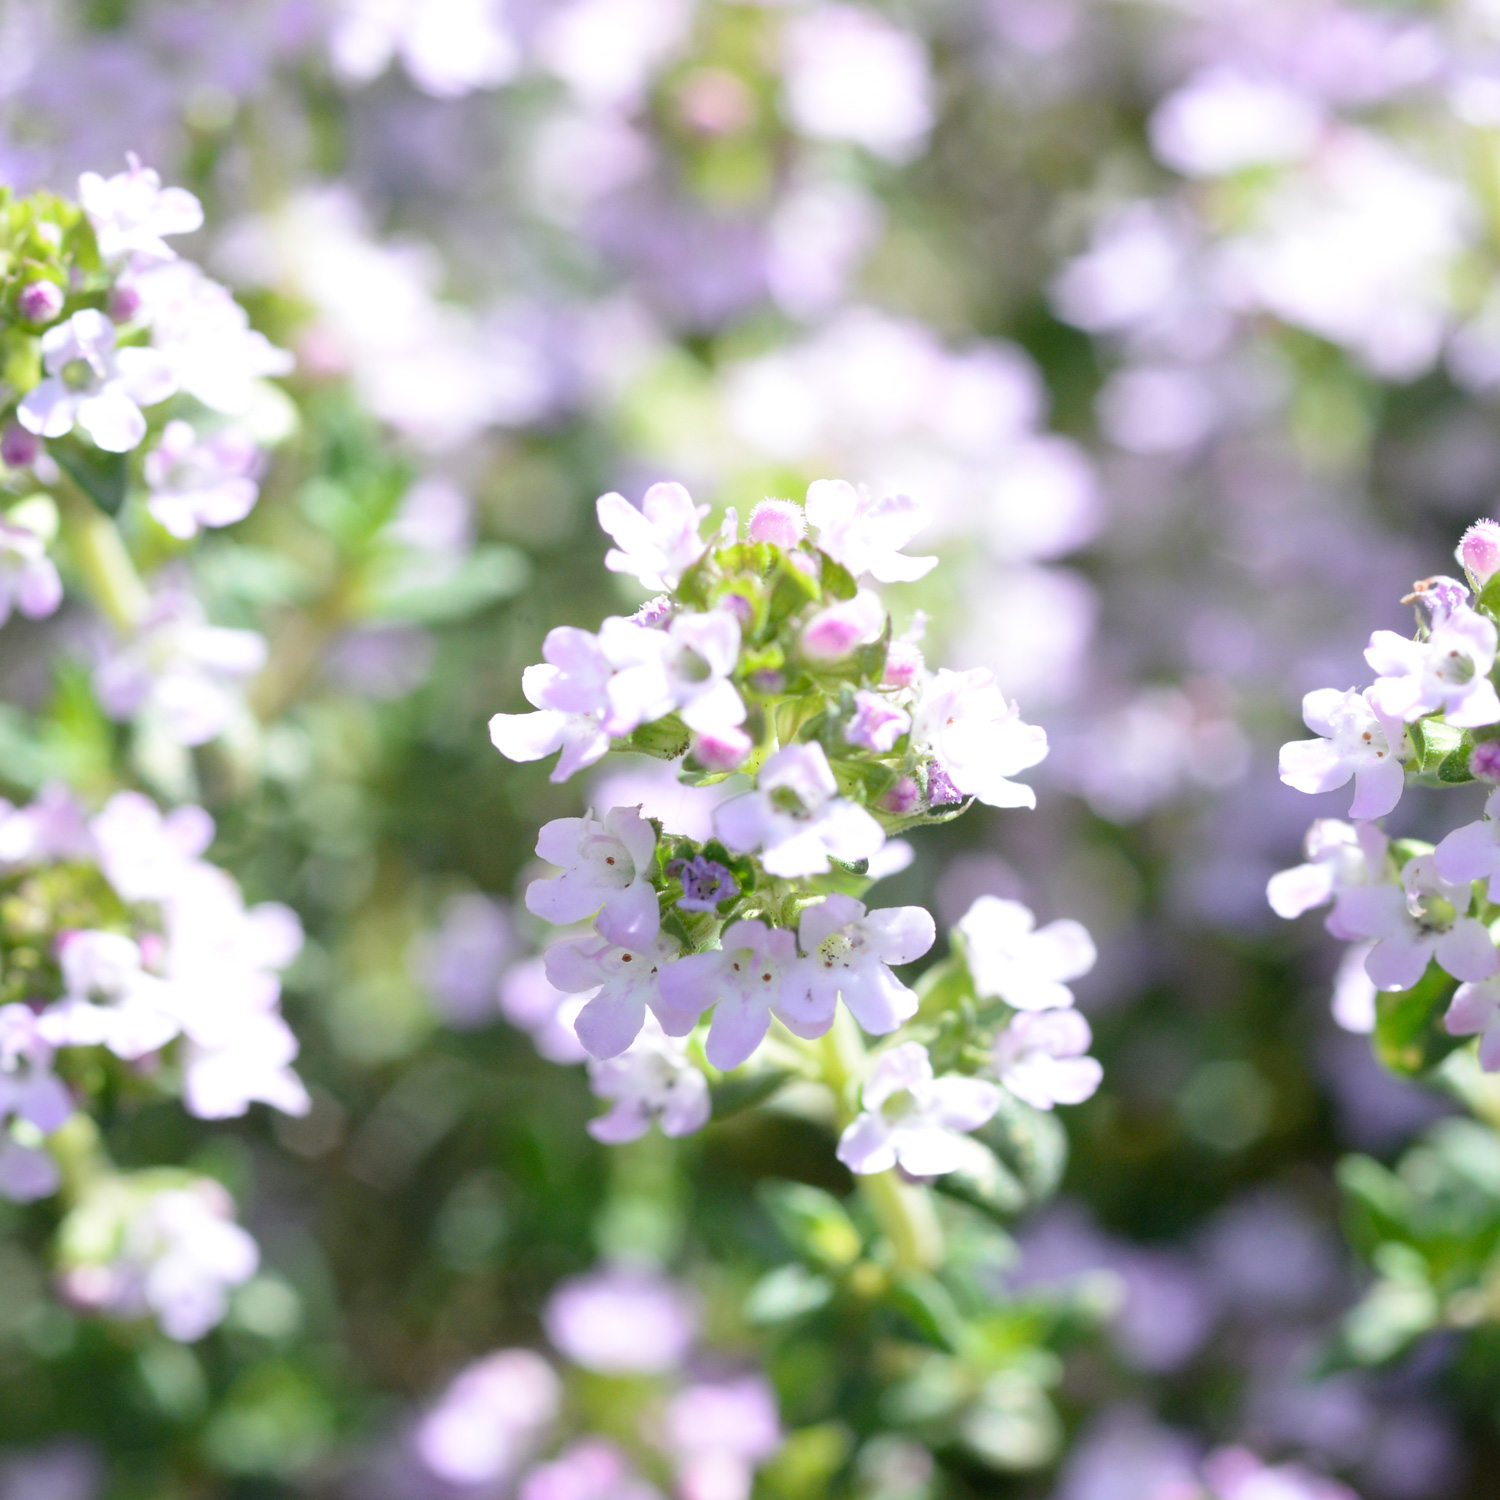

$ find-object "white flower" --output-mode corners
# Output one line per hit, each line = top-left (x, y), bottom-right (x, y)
(0, 515), (63, 627)
(144, 420), (261, 539)
(544, 928), (683, 1059)
(89, 791), (214, 904)
(18, 309), (177, 453)
(993, 1010), (1103, 1111)
(596, 482), (709, 592)
(414, 1349), (560, 1487)
(797, 894), (934, 1035)
(489, 626), (614, 783)
(41, 931), (181, 1061)
(663, 610), (746, 737)
(585, 1015), (712, 1143)
(909, 668), (1048, 809)
(527, 807), (660, 945)
(78, 158), (203, 265)
(1434, 785), (1500, 896)
(330, 0), (520, 98)
(836, 1042), (1000, 1176)
(658, 918), (819, 1070)
(183, 1012), (309, 1122)
(956, 895), (1096, 1011)
(714, 742), (884, 878)
(804, 479), (935, 583)
(1365, 607), (1500, 728)
(1446, 975), (1500, 1070)
(1267, 819), (1391, 936)
(1331, 943), (1378, 1034)
(1278, 686), (1406, 819)
(1336, 854), (1499, 992)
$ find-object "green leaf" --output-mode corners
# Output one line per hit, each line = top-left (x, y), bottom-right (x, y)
(50, 436), (127, 515)
(709, 1067), (792, 1120)
(886, 1270), (969, 1351)
(819, 554), (857, 601)
(975, 1091), (1069, 1207)
(743, 1263), (834, 1324)
(1372, 961), (1460, 1075)
(759, 1180), (863, 1269)
(933, 1140), (1028, 1221)
(625, 713), (691, 760)
(1439, 736), (1476, 783)
(958, 1372), (1062, 1472)
(371, 546), (531, 623)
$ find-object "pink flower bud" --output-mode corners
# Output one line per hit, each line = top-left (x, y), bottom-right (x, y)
(16, 280), (63, 325)
(693, 727), (752, 770)
(720, 592), (754, 628)
(800, 592), (885, 661)
(1461, 519), (1500, 587)
(108, 283), (142, 323)
(1, 423), (40, 468)
(1471, 740), (1500, 782)
(749, 669), (785, 694)
(880, 777), (921, 815)
(747, 499), (806, 549)
(882, 641), (924, 688)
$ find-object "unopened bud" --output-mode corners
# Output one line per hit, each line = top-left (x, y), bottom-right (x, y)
(720, 592), (754, 629)
(926, 762), (963, 807)
(843, 690), (910, 753)
(882, 641), (923, 688)
(108, 283), (141, 323)
(1460, 519), (1500, 588)
(693, 727), (752, 771)
(800, 592), (884, 661)
(880, 776), (921, 816)
(16, 280), (63, 325)
(1471, 740), (1500, 782)
(747, 499), (806, 549)
(0, 423), (40, 469)
(749, 669), (784, 695)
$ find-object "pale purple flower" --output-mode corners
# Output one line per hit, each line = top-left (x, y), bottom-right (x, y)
(1149, 67), (1322, 178)
(544, 928), (683, 1059)
(0, 515), (63, 627)
(798, 894), (934, 1036)
(714, 742), (884, 878)
(667, 854), (738, 912)
(1278, 686), (1406, 819)
(143, 420), (261, 539)
(89, 791), (213, 904)
(16, 280), (64, 325)
(880, 777), (921, 816)
(1266, 819), (1391, 936)
(844, 690), (910, 753)
(800, 590), (885, 660)
(585, 1014), (711, 1143)
(1366, 605), (1500, 728)
(490, 626), (614, 783)
(528, 807), (661, 945)
(0, 783), (93, 867)
(993, 1010), (1103, 1111)
(412, 894), (515, 1029)
(780, 7), (933, 162)
(520, 1439), (662, 1500)
(78, 158), (203, 265)
(93, 587), (267, 746)
(1202, 1447), (1359, 1500)
(329, 0), (520, 98)
(804, 480), (935, 583)
(665, 1375), (781, 1500)
(543, 1265), (698, 1374)
(1435, 785), (1500, 895)
(955, 895), (1096, 1011)
(694, 727), (753, 771)
(1, 422), (40, 468)
(0, 1004), (72, 1202)
(662, 610), (746, 738)
(909, 669), (1048, 809)
(836, 1041), (1000, 1176)
(1332, 943), (1378, 1034)
(18, 309), (176, 453)
(882, 639), (924, 689)
(747, 499), (806, 548)
(596, 482), (709, 592)
(659, 918), (819, 1069)
(1460, 518), (1500, 587)
(1336, 854), (1498, 992)
(414, 1349), (560, 1486)
(1472, 741), (1500, 782)
(499, 957), (588, 1064)
(42, 930), (181, 1062)
(1446, 974), (1500, 1070)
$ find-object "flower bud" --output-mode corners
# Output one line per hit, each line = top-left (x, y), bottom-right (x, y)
(880, 776), (921, 816)
(1460, 519), (1500, 587)
(108, 283), (142, 323)
(748, 669), (785, 695)
(800, 591), (884, 661)
(631, 595), (673, 628)
(882, 640), (924, 688)
(747, 499), (806, 549)
(693, 727), (752, 771)
(844, 690), (910, 753)
(16, 280), (63, 325)
(720, 592), (754, 629)
(1472, 740), (1500, 782)
(926, 762), (963, 807)
(1, 423), (40, 469)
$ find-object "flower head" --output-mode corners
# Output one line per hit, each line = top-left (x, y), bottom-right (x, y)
(542, 1266), (697, 1374)
(545, 928), (683, 1059)
(956, 895), (1096, 1011)
(414, 1349), (560, 1486)
(1461, 519), (1500, 588)
(78, 158), (203, 265)
(804, 479), (935, 583)
(667, 853), (739, 912)
(747, 499), (806, 548)
(596, 482), (709, 593)
(585, 1014), (711, 1143)
(1278, 686), (1406, 819)
(1267, 818), (1391, 935)
(909, 669), (1047, 809)
(1366, 606), (1500, 728)
(144, 420), (261, 539)
(844, 689), (910, 752)
(798, 894), (934, 1036)
(528, 807), (661, 945)
(0, 515), (63, 628)
(993, 1010), (1103, 1111)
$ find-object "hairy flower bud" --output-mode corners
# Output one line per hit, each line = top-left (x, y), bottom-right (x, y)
(800, 591), (884, 660)
(1461, 520), (1500, 588)
(880, 776), (921, 816)
(1, 423), (40, 469)
(1472, 740), (1500, 782)
(108, 283), (142, 323)
(747, 499), (806, 549)
(16, 280), (64, 325)
(693, 727), (752, 770)
(883, 640), (923, 688)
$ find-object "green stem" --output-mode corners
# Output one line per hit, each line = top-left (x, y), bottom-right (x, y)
(58, 490), (147, 634)
(47, 1113), (110, 1205)
(820, 1008), (944, 1273)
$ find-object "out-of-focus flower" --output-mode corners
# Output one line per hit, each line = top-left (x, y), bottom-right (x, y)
(520, 1438), (662, 1500)
(78, 157), (202, 265)
(542, 1265), (697, 1374)
(499, 957), (588, 1063)
(992, 1010), (1102, 1111)
(797, 894), (934, 1036)
(805, 480), (935, 584)
(89, 790), (213, 904)
(329, 0), (520, 98)
(1434, 786), (1500, 895)
(956, 895), (1096, 1011)
(1279, 686), (1406, 819)
(414, 1349), (560, 1486)
(664, 1375), (782, 1500)
(585, 1014), (710, 1142)
(19, 309), (176, 452)
(528, 807), (661, 945)
(1149, 67), (1322, 178)
(143, 420), (261, 539)
(0, 1004), (72, 1202)
(1447, 974), (1500, 1071)
(1201, 1446), (1359, 1500)
(837, 1041), (1000, 1176)
(0, 511), (63, 626)
(413, 894), (516, 1030)
(533, 0), (693, 111)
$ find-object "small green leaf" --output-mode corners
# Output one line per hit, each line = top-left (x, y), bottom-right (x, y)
(1372, 961), (1460, 1075)
(760, 1180), (863, 1269)
(709, 1067), (792, 1120)
(933, 1141), (1028, 1220)
(743, 1264), (833, 1324)
(819, 554), (857, 601)
(976, 1092), (1069, 1207)
(50, 436), (127, 515)
(625, 714), (691, 760)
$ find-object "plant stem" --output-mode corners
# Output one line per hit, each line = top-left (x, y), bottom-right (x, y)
(47, 1113), (109, 1204)
(820, 1008), (944, 1273)
(58, 489), (147, 634)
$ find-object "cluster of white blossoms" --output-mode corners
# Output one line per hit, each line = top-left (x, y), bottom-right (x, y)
(491, 480), (1102, 1168)
(1272, 520), (1500, 1064)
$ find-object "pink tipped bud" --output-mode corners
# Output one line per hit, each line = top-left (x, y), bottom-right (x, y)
(879, 776), (921, 816)
(16, 280), (63, 325)
(1472, 740), (1500, 782)
(108, 283), (141, 323)
(882, 640), (924, 688)
(693, 727), (752, 771)
(747, 499), (806, 549)
(721, 592), (754, 628)
(800, 592), (885, 661)
(1, 423), (40, 469)
(1461, 519), (1500, 587)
